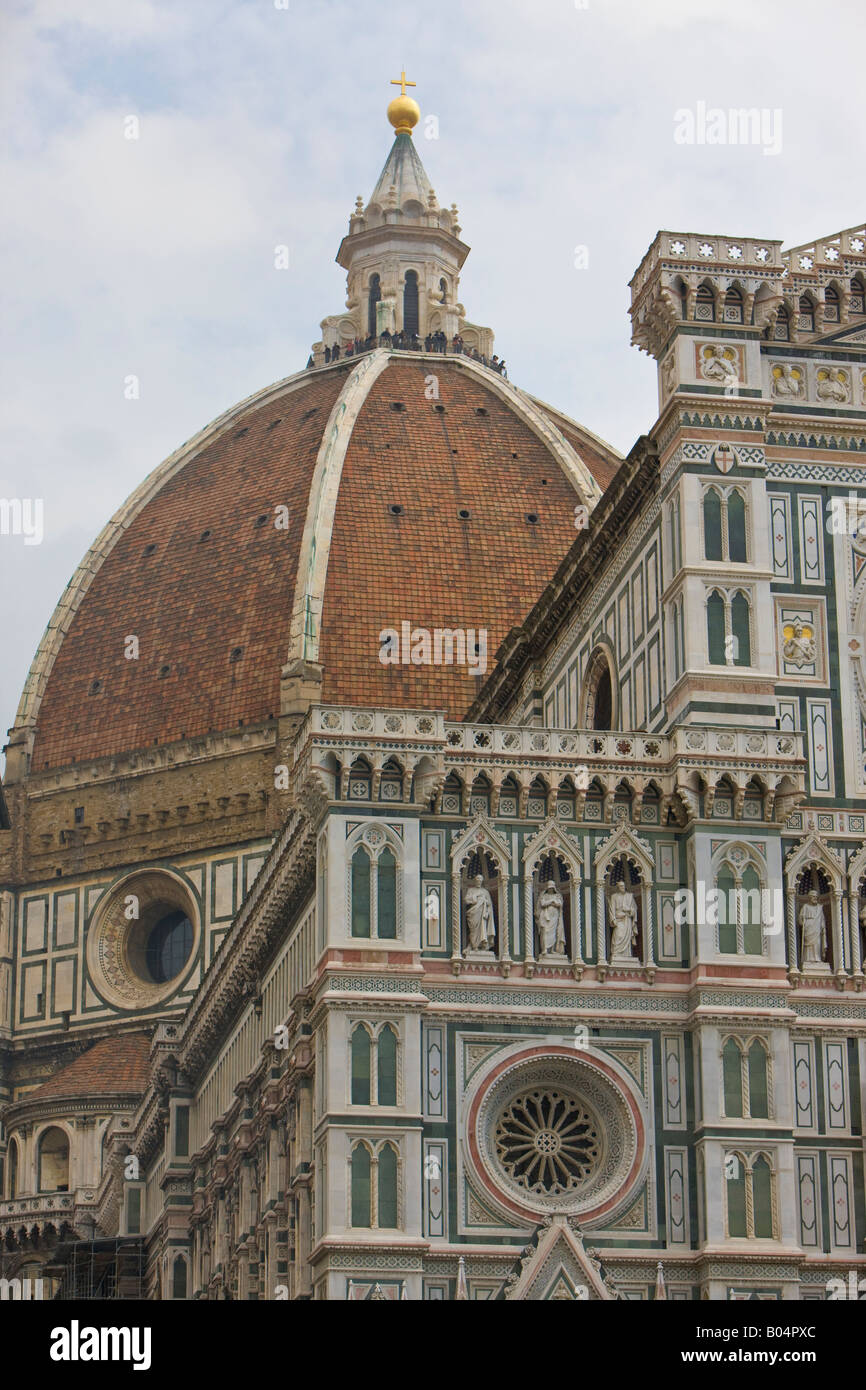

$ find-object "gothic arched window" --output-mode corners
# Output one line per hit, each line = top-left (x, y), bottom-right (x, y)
(377, 847), (397, 939)
(368, 273), (381, 337)
(351, 1024), (372, 1104)
(723, 1039), (744, 1116)
(774, 304), (790, 341)
(582, 649), (615, 731)
(703, 488), (723, 560)
(403, 270), (419, 336)
(377, 1025), (398, 1106)
(349, 1141), (399, 1229)
(703, 486), (749, 564)
(731, 592), (751, 666)
(707, 591), (727, 665)
(850, 275), (865, 315)
(798, 294), (815, 333)
(377, 1144), (398, 1228)
(727, 489), (747, 563)
(714, 850), (768, 956)
(824, 284), (840, 323)
(351, 847), (371, 938)
(741, 864), (763, 952)
(716, 864), (738, 953)
(723, 1037), (771, 1118)
(350, 1144), (372, 1228)
(751, 1155), (774, 1238)
(747, 1041), (770, 1119)
(724, 1151), (777, 1239)
(350, 1021), (400, 1106)
(725, 1153), (748, 1237)
(349, 831), (401, 941)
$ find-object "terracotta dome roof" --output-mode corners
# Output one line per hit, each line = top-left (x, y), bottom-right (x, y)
(21, 352), (621, 771)
(26, 1033), (151, 1101)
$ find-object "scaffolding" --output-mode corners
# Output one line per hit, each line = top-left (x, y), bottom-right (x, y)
(45, 1235), (145, 1300)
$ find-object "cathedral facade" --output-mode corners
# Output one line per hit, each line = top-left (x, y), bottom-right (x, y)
(1, 85), (865, 1301)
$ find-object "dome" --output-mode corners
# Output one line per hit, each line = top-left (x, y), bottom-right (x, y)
(18, 351), (619, 772)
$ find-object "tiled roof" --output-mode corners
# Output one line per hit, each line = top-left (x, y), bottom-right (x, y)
(27, 1033), (152, 1101)
(29, 356), (622, 769)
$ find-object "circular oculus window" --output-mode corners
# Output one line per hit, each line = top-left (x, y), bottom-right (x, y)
(86, 871), (199, 1010)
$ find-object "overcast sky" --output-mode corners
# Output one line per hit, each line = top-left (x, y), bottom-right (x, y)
(1, 0), (864, 762)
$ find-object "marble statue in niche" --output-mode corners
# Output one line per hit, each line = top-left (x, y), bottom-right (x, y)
(609, 880), (638, 960)
(464, 875), (496, 953)
(799, 889), (827, 966)
(535, 879), (566, 957)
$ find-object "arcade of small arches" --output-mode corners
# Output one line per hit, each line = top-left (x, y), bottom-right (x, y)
(321, 747), (801, 832)
(668, 272), (866, 340)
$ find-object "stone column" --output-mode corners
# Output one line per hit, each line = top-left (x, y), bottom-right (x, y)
(849, 881), (863, 978)
(294, 1083), (313, 1298)
(831, 888), (845, 982)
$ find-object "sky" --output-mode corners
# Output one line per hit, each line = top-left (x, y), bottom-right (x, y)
(1, 0), (864, 761)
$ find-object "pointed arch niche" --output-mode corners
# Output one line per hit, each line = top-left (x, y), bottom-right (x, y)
(594, 825), (655, 982)
(579, 641), (618, 732)
(522, 821), (584, 978)
(784, 836), (846, 984)
(450, 816), (511, 973)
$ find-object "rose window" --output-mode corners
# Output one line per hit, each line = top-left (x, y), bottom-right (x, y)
(494, 1088), (601, 1194)
(471, 1054), (643, 1218)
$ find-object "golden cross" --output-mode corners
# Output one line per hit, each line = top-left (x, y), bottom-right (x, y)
(390, 70), (416, 97)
